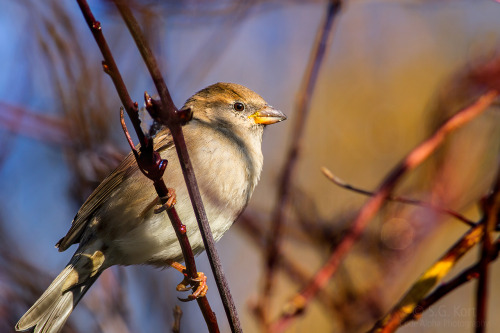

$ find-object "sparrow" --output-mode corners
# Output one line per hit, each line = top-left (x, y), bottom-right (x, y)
(15, 82), (286, 333)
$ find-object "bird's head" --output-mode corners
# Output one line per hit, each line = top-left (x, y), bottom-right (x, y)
(181, 82), (286, 134)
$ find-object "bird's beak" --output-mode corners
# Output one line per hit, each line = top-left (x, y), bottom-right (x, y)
(249, 106), (287, 125)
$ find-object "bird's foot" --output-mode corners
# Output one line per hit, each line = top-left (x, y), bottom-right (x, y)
(154, 188), (177, 213)
(176, 272), (208, 301)
(170, 262), (208, 301)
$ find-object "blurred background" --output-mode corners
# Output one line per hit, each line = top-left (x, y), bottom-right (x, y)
(1, 0), (499, 332)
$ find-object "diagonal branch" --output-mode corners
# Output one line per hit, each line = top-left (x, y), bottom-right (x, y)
(0, 102), (70, 146)
(76, 1), (221, 332)
(371, 164), (500, 332)
(321, 167), (476, 227)
(370, 223), (484, 332)
(402, 237), (500, 327)
(271, 88), (498, 333)
(475, 161), (500, 333)
(111, 2), (241, 332)
(258, 0), (342, 325)
(75, 0), (145, 146)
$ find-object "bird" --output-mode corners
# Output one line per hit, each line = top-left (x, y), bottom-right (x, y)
(15, 82), (286, 333)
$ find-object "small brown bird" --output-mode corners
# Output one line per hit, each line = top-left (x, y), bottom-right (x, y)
(16, 82), (286, 333)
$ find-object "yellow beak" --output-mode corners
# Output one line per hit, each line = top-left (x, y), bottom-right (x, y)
(249, 106), (287, 125)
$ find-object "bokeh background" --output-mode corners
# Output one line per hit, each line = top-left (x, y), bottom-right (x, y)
(1, 0), (500, 332)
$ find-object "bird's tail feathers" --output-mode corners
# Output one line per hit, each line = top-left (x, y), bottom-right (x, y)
(16, 248), (105, 333)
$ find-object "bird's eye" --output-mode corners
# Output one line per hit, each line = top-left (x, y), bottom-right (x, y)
(233, 102), (245, 112)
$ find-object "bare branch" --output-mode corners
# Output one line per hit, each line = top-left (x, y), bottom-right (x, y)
(259, 0), (342, 326)
(172, 305), (182, 333)
(475, 162), (500, 333)
(372, 165), (500, 332)
(75, 0), (145, 146)
(76, 1), (221, 331)
(370, 224), (483, 332)
(402, 238), (500, 326)
(321, 167), (476, 227)
(111, 2), (240, 331)
(271, 85), (498, 333)
(0, 102), (70, 145)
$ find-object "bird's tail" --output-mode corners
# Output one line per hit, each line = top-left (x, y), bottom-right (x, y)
(15, 247), (106, 333)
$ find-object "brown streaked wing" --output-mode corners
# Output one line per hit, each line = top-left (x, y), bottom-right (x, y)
(56, 130), (174, 251)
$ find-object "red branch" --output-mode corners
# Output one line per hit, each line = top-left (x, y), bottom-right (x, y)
(0, 102), (70, 145)
(379, 165), (500, 332)
(111, 3), (240, 332)
(259, 0), (341, 325)
(321, 167), (476, 227)
(402, 237), (500, 326)
(271, 89), (498, 333)
(76, 1), (221, 332)
(475, 162), (500, 333)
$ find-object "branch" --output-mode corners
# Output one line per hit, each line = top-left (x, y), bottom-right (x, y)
(402, 237), (500, 326)
(321, 167), (476, 227)
(75, 0), (144, 145)
(475, 162), (500, 333)
(111, 3), (241, 332)
(374, 165), (500, 332)
(369, 224), (484, 332)
(259, 0), (342, 325)
(76, 1), (220, 332)
(172, 305), (182, 333)
(0, 102), (70, 146)
(271, 88), (498, 333)
(238, 213), (338, 313)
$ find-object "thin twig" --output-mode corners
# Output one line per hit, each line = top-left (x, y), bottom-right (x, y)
(397, 169), (500, 331)
(75, 0), (145, 145)
(112, 2), (240, 332)
(119, 108), (136, 153)
(0, 102), (70, 146)
(271, 89), (498, 333)
(402, 237), (500, 326)
(119, 96), (218, 333)
(112, 3), (177, 126)
(76, 1), (219, 332)
(321, 167), (476, 227)
(238, 213), (338, 313)
(370, 224), (484, 333)
(475, 163), (500, 333)
(172, 305), (182, 333)
(259, 0), (341, 326)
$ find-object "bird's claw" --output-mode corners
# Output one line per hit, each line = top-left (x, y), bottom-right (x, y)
(168, 261), (208, 302)
(154, 188), (177, 213)
(176, 272), (208, 302)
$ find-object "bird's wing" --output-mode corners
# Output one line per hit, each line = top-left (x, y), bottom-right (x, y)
(56, 153), (137, 251)
(56, 130), (174, 251)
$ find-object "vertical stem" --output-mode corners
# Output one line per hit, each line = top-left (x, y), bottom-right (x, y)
(273, 90), (498, 333)
(113, 2), (241, 331)
(260, 0), (341, 325)
(475, 164), (500, 333)
(76, 1), (221, 331)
